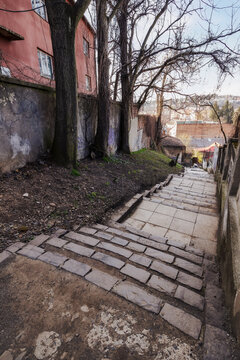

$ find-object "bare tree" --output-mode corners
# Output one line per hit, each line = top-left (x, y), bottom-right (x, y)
(93, 0), (124, 156)
(113, 0), (240, 152)
(45, 0), (91, 166)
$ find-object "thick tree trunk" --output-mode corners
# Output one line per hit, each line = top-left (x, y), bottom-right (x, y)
(46, 1), (78, 166)
(119, 0), (130, 153)
(94, 0), (110, 156)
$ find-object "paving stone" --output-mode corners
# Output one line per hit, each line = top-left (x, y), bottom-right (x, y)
(203, 324), (232, 360)
(190, 237), (217, 256)
(52, 228), (68, 237)
(174, 285), (204, 310)
(85, 269), (119, 291)
(148, 212), (173, 228)
(38, 251), (67, 267)
(127, 242), (146, 252)
(61, 259), (91, 277)
(169, 246), (202, 265)
(174, 258), (203, 277)
(124, 225), (149, 239)
(121, 232), (139, 241)
(6, 242), (25, 253)
(97, 242), (132, 258)
(96, 231), (114, 241)
(142, 223), (168, 237)
(65, 231), (99, 246)
(130, 254), (152, 268)
(18, 244), (45, 259)
(148, 275), (177, 295)
(92, 252), (125, 269)
(120, 263), (150, 283)
(185, 245), (204, 257)
(149, 234), (167, 244)
(0, 351), (13, 360)
(165, 230), (191, 246)
(64, 242), (95, 257)
(106, 227), (124, 236)
(160, 303), (202, 339)
(139, 200), (159, 212)
(79, 226), (97, 235)
(151, 260), (178, 280)
(124, 218), (145, 230)
(94, 224), (108, 230)
(193, 214), (218, 241)
(170, 218), (194, 236)
(0, 251), (12, 264)
(167, 239), (185, 249)
(132, 208), (153, 222)
(138, 237), (169, 252)
(111, 236), (129, 246)
(174, 209), (198, 223)
(47, 237), (68, 248)
(177, 271), (203, 291)
(154, 203), (177, 217)
(145, 248), (174, 264)
(29, 234), (49, 246)
(113, 281), (162, 313)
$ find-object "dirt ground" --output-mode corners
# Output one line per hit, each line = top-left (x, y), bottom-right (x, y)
(0, 150), (182, 252)
(0, 256), (202, 360)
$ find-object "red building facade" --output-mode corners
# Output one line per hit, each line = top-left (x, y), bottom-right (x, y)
(0, 0), (96, 95)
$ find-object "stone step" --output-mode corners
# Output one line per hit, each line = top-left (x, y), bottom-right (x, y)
(14, 241), (204, 333)
(41, 234), (205, 311)
(163, 186), (216, 198)
(159, 188), (217, 204)
(153, 193), (217, 209)
(146, 197), (218, 216)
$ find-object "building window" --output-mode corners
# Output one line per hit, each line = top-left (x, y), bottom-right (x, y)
(0, 66), (11, 77)
(85, 75), (92, 91)
(38, 50), (54, 79)
(31, 0), (48, 20)
(83, 38), (90, 57)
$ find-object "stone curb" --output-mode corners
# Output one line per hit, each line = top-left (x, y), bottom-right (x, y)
(111, 174), (174, 223)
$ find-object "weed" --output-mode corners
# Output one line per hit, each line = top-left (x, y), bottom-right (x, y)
(71, 168), (81, 176)
(87, 191), (97, 200)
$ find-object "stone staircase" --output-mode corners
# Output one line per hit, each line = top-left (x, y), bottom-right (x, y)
(0, 168), (238, 359)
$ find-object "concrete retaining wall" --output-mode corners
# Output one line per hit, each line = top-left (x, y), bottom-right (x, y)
(0, 76), (157, 173)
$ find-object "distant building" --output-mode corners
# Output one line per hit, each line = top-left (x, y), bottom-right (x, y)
(0, 0), (96, 95)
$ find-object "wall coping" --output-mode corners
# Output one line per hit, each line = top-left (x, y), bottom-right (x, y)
(0, 75), (55, 92)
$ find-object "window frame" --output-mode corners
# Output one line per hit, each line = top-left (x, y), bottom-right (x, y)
(37, 49), (54, 80)
(85, 75), (92, 91)
(83, 37), (90, 57)
(31, 0), (48, 21)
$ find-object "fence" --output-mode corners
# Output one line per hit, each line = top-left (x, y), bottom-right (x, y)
(215, 137), (240, 342)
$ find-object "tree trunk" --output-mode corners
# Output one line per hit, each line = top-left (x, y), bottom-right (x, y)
(94, 0), (110, 156)
(156, 72), (167, 146)
(46, 1), (78, 166)
(118, 0), (130, 153)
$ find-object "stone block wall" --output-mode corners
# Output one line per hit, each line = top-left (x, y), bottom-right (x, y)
(216, 141), (240, 342)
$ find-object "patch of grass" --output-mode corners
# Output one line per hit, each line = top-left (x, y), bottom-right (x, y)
(71, 168), (81, 176)
(87, 191), (97, 200)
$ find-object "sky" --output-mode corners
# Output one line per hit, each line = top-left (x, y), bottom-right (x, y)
(137, 0), (240, 98)
(176, 0), (240, 96)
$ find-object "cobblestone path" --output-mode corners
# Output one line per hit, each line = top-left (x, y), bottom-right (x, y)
(0, 168), (239, 359)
